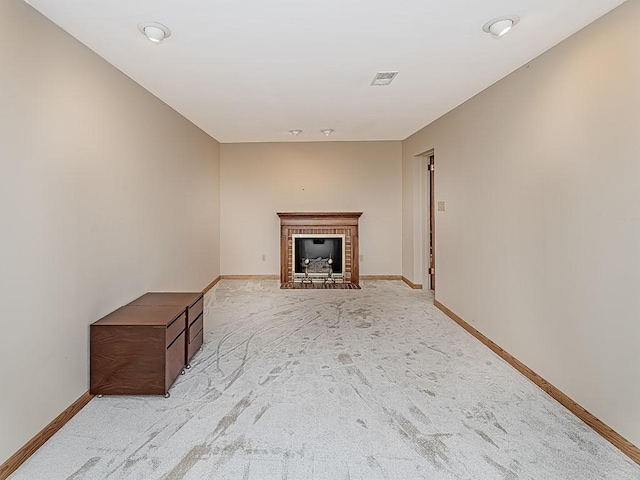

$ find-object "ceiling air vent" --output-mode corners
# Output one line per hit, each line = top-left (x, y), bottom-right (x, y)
(371, 71), (398, 86)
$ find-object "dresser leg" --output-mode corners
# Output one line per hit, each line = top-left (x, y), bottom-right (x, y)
(164, 392), (170, 398)
(186, 364), (191, 370)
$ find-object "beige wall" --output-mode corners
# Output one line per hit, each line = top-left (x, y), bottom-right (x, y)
(220, 142), (402, 276)
(401, 147), (429, 286)
(403, 0), (640, 446)
(0, 0), (220, 463)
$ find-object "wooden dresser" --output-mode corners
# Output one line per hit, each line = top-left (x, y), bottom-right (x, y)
(90, 304), (187, 396)
(90, 292), (205, 397)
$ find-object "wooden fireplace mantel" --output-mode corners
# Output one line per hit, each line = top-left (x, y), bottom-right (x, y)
(277, 212), (362, 286)
(277, 212), (362, 224)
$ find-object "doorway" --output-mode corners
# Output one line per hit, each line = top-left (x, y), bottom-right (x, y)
(427, 153), (435, 290)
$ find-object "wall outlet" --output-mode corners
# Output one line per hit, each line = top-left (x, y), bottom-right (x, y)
(359, 254), (364, 262)
(437, 201), (446, 212)
(261, 254), (266, 261)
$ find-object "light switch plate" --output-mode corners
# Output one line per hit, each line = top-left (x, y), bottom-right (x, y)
(437, 201), (446, 212)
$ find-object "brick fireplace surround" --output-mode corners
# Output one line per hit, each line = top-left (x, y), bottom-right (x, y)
(277, 212), (362, 287)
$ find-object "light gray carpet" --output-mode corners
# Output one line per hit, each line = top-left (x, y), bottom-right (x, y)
(10, 280), (640, 479)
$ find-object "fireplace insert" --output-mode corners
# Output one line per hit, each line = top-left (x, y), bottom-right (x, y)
(292, 234), (345, 280)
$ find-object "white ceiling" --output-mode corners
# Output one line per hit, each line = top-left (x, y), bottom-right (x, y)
(25, 0), (626, 143)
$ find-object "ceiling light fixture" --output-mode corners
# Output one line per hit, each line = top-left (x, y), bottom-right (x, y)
(289, 129), (302, 136)
(482, 15), (520, 39)
(138, 22), (172, 44)
(321, 129), (334, 137)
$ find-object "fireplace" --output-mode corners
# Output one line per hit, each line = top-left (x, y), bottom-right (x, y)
(293, 234), (345, 282)
(278, 212), (362, 288)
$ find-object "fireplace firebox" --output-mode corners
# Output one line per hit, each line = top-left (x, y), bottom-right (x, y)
(293, 234), (345, 281)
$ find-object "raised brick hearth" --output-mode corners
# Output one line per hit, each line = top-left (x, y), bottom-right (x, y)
(278, 212), (362, 288)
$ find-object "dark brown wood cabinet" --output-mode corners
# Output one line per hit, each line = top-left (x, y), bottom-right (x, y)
(90, 305), (187, 396)
(90, 292), (205, 396)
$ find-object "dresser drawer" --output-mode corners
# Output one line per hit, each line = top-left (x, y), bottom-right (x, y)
(189, 313), (203, 342)
(165, 330), (186, 390)
(188, 328), (204, 361)
(166, 311), (186, 347)
(189, 296), (203, 322)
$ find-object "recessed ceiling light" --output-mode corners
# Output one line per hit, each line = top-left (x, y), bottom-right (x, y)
(138, 22), (172, 44)
(482, 15), (520, 39)
(371, 71), (398, 86)
(321, 129), (334, 137)
(289, 129), (302, 136)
